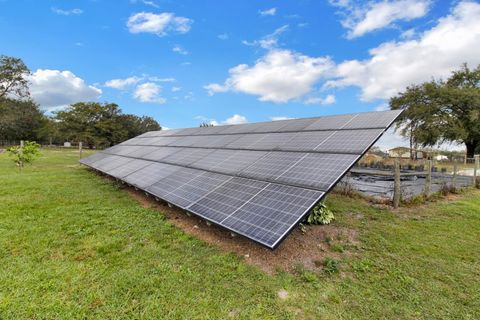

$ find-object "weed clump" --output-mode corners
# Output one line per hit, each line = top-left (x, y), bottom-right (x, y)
(307, 202), (334, 225)
(323, 257), (340, 275)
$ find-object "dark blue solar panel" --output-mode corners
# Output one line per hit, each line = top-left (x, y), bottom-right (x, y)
(80, 110), (401, 249)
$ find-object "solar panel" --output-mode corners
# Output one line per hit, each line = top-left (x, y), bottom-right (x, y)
(189, 149), (235, 171)
(80, 109), (402, 249)
(275, 153), (358, 191)
(220, 184), (324, 247)
(107, 159), (151, 179)
(278, 131), (334, 151)
(249, 132), (297, 150)
(147, 167), (204, 200)
(225, 133), (265, 149)
(161, 148), (213, 166)
(123, 162), (180, 189)
(79, 151), (109, 165)
(316, 129), (384, 154)
(161, 171), (231, 208)
(141, 147), (181, 161)
(210, 150), (267, 175)
(188, 177), (268, 222)
(240, 151), (305, 181)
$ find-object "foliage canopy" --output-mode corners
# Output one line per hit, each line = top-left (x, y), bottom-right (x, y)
(0, 55), (30, 99)
(390, 64), (480, 158)
(54, 102), (161, 148)
(6, 141), (40, 171)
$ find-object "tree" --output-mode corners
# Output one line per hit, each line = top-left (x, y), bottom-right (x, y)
(390, 64), (480, 158)
(37, 117), (60, 146)
(0, 55), (31, 99)
(0, 97), (44, 141)
(7, 141), (40, 172)
(55, 102), (162, 148)
(199, 122), (214, 127)
(117, 114), (161, 138)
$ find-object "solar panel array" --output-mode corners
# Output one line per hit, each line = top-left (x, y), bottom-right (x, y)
(80, 110), (402, 249)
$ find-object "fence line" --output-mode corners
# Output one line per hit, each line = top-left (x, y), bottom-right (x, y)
(348, 155), (479, 207)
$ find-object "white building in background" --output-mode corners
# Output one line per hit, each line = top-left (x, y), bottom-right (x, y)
(434, 155), (449, 161)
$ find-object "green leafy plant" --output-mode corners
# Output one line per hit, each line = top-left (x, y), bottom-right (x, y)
(323, 257), (340, 275)
(7, 141), (40, 172)
(351, 259), (373, 273)
(307, 202), (334, 225)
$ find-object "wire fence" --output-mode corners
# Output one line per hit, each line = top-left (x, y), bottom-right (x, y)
(340, 155), (480, 206)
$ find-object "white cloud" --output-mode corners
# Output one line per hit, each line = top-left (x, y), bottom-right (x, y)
(259, 8), (277, 16)
(204, 49), (334, 103)
(304, 94), (336, 105)
(130, 0), (159, 8)
(28, 69), (101, 110)
(148, 76), (176, 82)
(224, 114), (248, 125)
(51, 7), (83, 16)
(327, 1), (480, 101)
(242, 25), (289, 49)
(142, 0), (159, 8)
(400, 28), (416, 39)
(204, 83), (229, 96)
(197, 114), (248, 126)
(271, 116), (294, 121)
(127, 12), (193, 36)
(375, 103), (389, 111)
(172, 45), (188, 55)
(373, 127), (409, 150)
(171, 86), (181, 92)
(330, 0), (431, 38)
(217, 33), (229, 40)
(184, 91), (194, 101)
(105, 76), (142, 89)
(133, 82), (166, 103)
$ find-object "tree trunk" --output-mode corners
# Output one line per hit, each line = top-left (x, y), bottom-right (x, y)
(409, 128), (414, 160)
(465, 140), (478, 158)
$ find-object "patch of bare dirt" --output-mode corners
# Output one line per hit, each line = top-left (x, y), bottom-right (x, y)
(125, 186), (358, 274)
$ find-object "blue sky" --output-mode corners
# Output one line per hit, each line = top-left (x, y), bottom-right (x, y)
(1, 0), (479, 148)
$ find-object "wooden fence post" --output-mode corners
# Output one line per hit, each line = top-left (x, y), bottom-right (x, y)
(79, 142), (83, 159)
(393, 158), (401, 209)
(474, 155), (479, 187)
(452, 161), (458, 189)
(425, 159), (432, 197)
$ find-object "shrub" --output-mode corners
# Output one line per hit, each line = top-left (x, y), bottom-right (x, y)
(439, 182), (456, 196)
(307, 202), (334, 225)
(7, 141), (40, 172)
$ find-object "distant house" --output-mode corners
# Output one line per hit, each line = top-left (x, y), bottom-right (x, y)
(434, 154), (449, 161)
(388, 147), (425, 159)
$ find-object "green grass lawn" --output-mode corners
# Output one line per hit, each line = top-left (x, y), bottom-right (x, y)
(1, 149), (479, 319)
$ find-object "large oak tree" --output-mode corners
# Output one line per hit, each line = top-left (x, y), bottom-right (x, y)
(390, 64), (480, 158)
